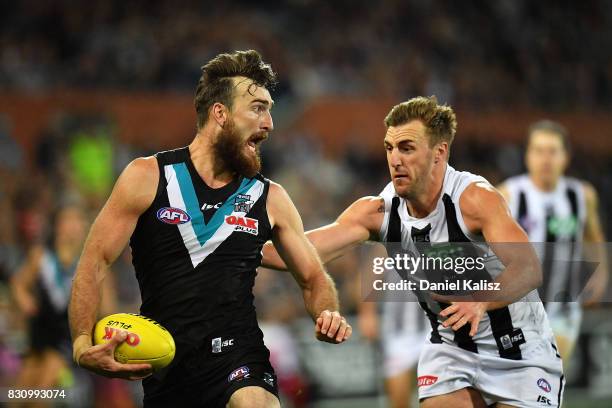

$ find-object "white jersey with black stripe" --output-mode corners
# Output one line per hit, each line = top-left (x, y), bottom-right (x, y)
(504, 175), (586, 243)
(503, 174), (586, 334)
(378, 165), (553, 359)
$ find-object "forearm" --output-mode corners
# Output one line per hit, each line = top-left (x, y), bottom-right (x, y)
(358, 299), (377, 317)
(10, 281), (32, 311)
(263, 223), (365, 270)
(479, 259), (541, 310)
(301, 271), (340, 321)
(68, 254), (106, 348)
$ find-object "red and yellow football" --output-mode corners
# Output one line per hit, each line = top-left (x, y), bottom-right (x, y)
(93, 313), (176, 371)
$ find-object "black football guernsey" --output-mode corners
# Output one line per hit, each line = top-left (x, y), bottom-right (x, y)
(129, 147), (272, 371)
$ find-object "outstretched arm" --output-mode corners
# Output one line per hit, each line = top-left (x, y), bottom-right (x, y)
(267, 182), (359, 343)
(69, 157), (157, 379)
(262, 196), (384, 270)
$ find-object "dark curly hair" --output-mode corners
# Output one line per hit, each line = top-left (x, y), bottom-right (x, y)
(194, 50), (277, 129)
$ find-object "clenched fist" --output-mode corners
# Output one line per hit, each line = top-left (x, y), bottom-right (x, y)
(315, 310), (352, 343)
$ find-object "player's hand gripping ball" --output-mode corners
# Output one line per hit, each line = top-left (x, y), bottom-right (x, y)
(93, 313), (175, 371)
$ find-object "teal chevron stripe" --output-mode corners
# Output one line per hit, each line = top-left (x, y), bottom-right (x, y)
(197, 177), (257, 244)
(173, 163), (207, 245)
(173, 163), (258, 247)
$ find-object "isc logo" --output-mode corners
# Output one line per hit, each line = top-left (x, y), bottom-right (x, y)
(157, 207), (191, 225)
(225, 215), (258, 235)
(103, 327), (140, 347)
(537, 395), (552, 405)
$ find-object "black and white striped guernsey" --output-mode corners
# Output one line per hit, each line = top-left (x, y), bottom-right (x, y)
(504, 174), (586, 313)
(378, 165), (551, 360)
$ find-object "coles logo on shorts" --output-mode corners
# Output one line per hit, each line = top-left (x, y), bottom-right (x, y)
(537, 378), (551, 393)
(157, 207), (191, 225)
(417, 375), (438, 387)
(225, 215), (258, 235)
(228, 366), (250, 382)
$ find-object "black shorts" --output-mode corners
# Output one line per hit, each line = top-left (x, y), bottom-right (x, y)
(142, 345), (279, 408)
(29, 310), (71, 356)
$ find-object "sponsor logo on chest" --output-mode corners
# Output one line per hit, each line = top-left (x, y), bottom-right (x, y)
(225, 215), (259, 236)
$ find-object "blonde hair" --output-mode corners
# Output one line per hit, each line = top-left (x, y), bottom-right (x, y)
(384, 96), (457, 152)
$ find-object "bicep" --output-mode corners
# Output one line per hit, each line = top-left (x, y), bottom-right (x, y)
(463, 182), (527, 243)
(462, 183), (532, 268)
(496, 183), (511, 205)
(81, 158), (157, 267)
(481, 208), (528, 243)
(85, 199), (140, 266)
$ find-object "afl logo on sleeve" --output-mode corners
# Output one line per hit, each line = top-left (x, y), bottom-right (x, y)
(537, 378), (552, 393)
(157, 207), (191, 225)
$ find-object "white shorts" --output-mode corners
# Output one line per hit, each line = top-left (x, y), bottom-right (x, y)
(383, 331), (428, 378)
(381, 301), (429, 378)
(546, 302), (582, 348)
(417, 341), (565, 407)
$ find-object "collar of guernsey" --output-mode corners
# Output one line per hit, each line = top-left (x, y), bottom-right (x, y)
(164, 162), (266, 268)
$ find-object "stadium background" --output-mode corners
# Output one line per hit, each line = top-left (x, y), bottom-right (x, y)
(0, 1), (611, 407)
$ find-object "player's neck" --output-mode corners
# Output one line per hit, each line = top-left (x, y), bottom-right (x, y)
(529, 174), (559, 192)
(406, 163), (446, 218)
(189, 132), (236, 188)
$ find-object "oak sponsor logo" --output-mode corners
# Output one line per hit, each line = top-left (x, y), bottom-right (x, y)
(225, 215), (258, 235)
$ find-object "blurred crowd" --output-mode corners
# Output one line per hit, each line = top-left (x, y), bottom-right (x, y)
(2, 0), (612, 109)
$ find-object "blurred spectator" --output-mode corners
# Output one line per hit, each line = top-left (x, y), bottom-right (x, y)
(1, 1), (612, 109)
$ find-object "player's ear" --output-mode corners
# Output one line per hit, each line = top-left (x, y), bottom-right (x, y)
(561, 149), (570, 171)
(211, 102), (228, 128)
(435, 142), (448, 164)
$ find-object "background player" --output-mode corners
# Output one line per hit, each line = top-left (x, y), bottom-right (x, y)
(69, 50), (351, 408)
(11, 204), (89, 391)
(358, 282), (428, 408)
(263, 96), (562, 407)
(498, 120), (608, 364)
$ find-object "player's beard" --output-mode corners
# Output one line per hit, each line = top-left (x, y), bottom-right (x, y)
(213, 119), (265, 178)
